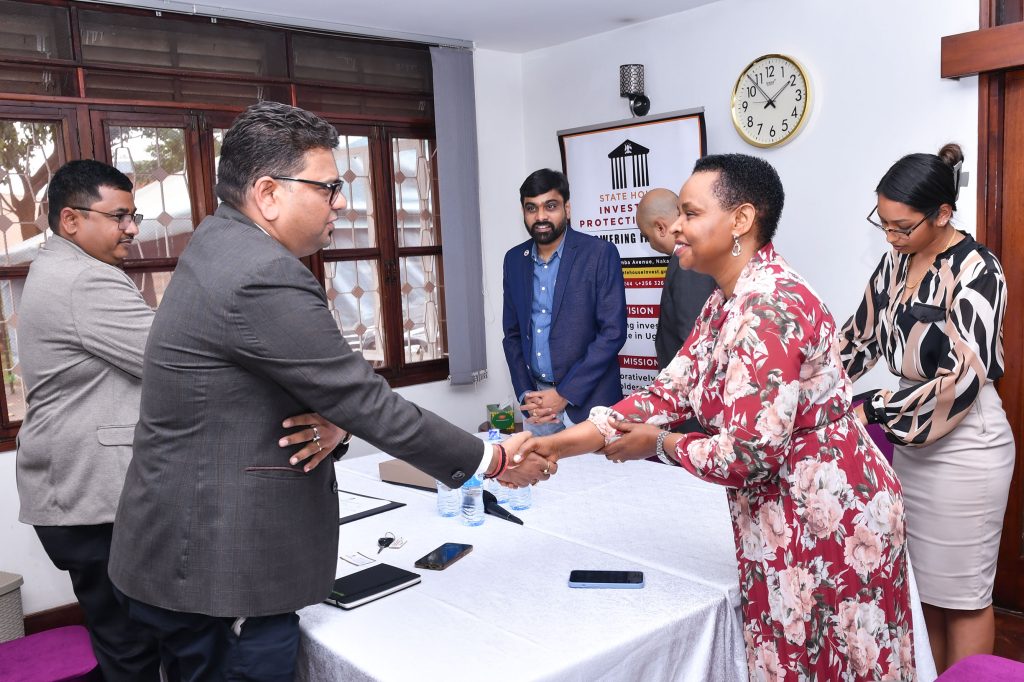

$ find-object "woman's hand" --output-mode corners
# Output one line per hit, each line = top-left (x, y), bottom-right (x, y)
(853, 403), (869, 426)
(499, 451), (558, 488)
(500, 434), (560, 488)
(600, 420), (663, 463)
(279, 413), (347, 472)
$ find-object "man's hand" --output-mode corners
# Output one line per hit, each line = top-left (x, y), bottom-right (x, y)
(279, 413), (347, 472)
(600, 420), (662, 463)
(520, 388), (568, 424)
(498, 452), (557, 488)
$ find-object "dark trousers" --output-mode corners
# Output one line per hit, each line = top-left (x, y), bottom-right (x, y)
(34, 524), (163, 682)
(118, 592), (301, 682)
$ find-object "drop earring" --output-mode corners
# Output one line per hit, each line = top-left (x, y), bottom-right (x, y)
(731, 234), (742, 257)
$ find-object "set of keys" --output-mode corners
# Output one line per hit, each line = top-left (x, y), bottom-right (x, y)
(376, 532), (407, 553)
(340, 532), (408, 566)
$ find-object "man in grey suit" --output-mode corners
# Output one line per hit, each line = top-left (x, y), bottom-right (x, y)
(16, 160), (346, 681)
(16, 160), (162, 680)
(108, 102), (545, 681)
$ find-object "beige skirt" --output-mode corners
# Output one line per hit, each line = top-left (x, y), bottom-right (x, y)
(892, 381), (1015, 610)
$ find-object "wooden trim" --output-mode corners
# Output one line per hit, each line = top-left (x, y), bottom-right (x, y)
(977, 71), (1005, 253)
(941, 22), (1024, 78)
(0, 92), (434, 127)
(23, 602), (85, 636)
(997, 0), (1024, 24)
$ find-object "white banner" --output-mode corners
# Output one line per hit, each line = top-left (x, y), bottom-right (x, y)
(559, 109), (706, 395)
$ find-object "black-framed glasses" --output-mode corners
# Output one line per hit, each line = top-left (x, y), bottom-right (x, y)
(69, 206), (143, 230)
(866, 206), (935, 238)
(271, 176), (345, 205)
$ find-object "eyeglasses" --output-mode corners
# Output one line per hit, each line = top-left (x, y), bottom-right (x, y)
(70, 206), (144, 230)
(271, 176), (345, 205)
(866, 206), (935, 238)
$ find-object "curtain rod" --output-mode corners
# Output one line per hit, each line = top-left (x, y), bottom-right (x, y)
(77, 0), (476, 49)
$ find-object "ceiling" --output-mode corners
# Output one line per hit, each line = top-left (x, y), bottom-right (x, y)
(98, 0), (721, 52)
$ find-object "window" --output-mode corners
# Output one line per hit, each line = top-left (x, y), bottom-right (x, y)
(0, 0), (446, 448)
(319, 130), (446, 382)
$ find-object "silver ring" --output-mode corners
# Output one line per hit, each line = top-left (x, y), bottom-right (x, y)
(312, 426), (321, 443)
(542, 467), (550, 475)
(316, 443), (323, 453)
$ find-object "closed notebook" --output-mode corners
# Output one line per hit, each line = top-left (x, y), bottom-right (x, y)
(325, 563), (421, 610)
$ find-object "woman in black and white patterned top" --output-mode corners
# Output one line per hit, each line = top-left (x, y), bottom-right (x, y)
(840, 143), (1015, 674)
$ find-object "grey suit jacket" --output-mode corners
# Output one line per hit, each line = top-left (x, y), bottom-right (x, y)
(109, 204), (485, 617)
(16, 236), (153, 526)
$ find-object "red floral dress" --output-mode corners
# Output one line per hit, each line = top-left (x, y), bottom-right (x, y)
(590, 244), (915, 681)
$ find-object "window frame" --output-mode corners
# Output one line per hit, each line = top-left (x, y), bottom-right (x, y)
(0, 0), (450, 449)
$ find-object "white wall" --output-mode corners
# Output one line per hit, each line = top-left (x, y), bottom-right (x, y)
(517, 0), (978, 346)
(3, 0), (979, 614)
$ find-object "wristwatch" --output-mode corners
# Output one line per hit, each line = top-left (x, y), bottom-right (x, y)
(655, 429), (674, 465)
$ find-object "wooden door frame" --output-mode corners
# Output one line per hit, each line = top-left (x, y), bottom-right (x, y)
(941, 0), (1024, 611)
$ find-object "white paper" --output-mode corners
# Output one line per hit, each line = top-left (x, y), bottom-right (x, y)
(337, 491), (393, 518)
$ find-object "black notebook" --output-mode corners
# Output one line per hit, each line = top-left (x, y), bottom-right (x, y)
(325, 563), (421, 610)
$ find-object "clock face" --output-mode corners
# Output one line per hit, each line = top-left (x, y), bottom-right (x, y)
(731, 54), (810, 148)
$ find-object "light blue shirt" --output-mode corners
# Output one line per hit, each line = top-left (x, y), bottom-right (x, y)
(529, 237), (565, 387)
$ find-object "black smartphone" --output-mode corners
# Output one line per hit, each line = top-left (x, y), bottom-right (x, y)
(414, 542), (473, 570)
(568, 570), (645, 589)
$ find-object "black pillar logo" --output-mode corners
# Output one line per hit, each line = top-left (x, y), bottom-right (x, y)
(608, 139), (650, 190)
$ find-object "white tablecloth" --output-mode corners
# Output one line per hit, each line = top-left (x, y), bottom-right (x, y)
(297, 452), (936, 682)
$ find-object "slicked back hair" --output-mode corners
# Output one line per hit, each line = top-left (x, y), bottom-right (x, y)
(216, 101), (339, 209)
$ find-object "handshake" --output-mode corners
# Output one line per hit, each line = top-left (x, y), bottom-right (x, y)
(487, 431), (559, 489)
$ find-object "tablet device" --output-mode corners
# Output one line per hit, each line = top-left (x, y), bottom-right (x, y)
(325, 563), (421, 609)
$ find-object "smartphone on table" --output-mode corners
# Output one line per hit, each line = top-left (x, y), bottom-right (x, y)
(568, 570), (645, 589)
(414, 542), (473, 570)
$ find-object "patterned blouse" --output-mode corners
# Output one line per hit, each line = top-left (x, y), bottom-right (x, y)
(590, 243), (915, 681)
(839, 232), (1007, 445)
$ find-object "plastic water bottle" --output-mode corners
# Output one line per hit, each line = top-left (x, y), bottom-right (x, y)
(509, 484), (532, 511)
(482, 428), (510, 505)
(436, 480), (459, 517)
(485, 477), (509, 505)
(460, 474), (485, 526)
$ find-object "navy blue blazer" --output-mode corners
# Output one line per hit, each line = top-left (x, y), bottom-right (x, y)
(502, 228), (627, 423)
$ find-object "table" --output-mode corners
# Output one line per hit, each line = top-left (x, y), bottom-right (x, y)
(297, 451), (937, 681)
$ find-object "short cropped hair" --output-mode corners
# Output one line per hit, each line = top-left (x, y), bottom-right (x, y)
(216, 101), (339, 208)
(692, 154), (785, 245)
(519, 169), (570, 204)
(47, 160), (133, 234)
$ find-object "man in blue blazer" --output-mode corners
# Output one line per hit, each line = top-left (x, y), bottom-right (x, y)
(502, 169), (627, 434)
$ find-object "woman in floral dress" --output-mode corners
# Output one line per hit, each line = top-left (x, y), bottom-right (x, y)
(518, 154), (915, 681)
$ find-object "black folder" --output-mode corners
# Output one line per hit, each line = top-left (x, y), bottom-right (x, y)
(325, 563), (421, 610)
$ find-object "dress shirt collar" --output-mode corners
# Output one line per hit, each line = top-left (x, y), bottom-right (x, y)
(530, 231), (567, 265)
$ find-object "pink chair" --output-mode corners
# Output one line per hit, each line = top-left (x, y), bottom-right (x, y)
(0, 625), (99, 682)
(853, 400), (895, 463)
(936, 654), (1024, 680)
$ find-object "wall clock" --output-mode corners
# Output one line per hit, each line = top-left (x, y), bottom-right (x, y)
(731, 54), (810, 148)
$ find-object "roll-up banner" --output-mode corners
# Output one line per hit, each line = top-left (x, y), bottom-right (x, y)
(559, 108), (706, 394)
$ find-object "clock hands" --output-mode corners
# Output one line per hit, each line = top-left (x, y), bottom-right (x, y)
(746, 75), (776, 109)
(764, 80), (791, 109)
